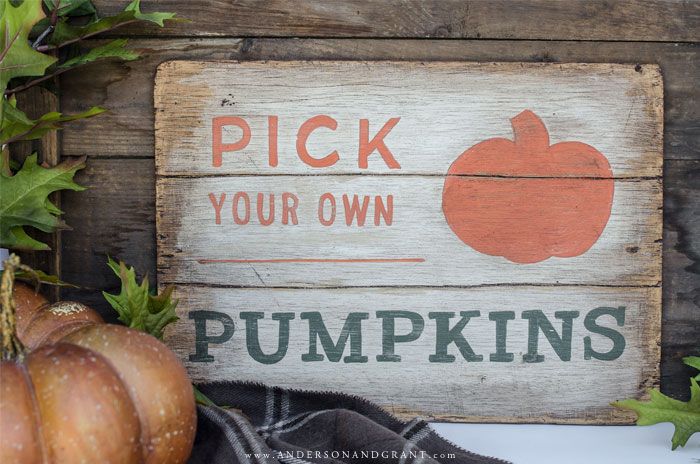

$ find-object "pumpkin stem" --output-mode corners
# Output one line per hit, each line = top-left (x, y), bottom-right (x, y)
(1, 254), (32, 361)
(510, 110), (550, 152)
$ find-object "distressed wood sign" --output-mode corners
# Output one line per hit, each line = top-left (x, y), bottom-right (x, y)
(155, 61), (663, 423)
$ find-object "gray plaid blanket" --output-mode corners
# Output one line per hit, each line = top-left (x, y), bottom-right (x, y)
(189, 382), (510, 464)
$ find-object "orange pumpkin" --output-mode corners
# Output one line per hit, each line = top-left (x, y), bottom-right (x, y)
(1, 266), (196, 463)
(442, 110), (614, 264)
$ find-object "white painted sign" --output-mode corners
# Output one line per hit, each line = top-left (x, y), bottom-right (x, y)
(155, 61), (662, 423)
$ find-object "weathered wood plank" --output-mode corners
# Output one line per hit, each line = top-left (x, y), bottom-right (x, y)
(58, 157), (698, 401)
(91, 0), (700, 42)
(59, 39), (699, 161)
(661, 159), (700, 400)
(60, 157), (156, 320)
(154, 61), (662, 178)
(157, 176), (662, 287)
(56, 38), (700, 403)
(154, 60), (662, 422)
(164, 285), (661, 423)
(662, 319), (700, 401)
(664, 160), (700, 320)
(154, 61), (662, 290)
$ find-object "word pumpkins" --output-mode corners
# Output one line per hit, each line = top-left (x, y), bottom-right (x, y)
(442, 110), (614, 264)
(1, 262), (196, 463)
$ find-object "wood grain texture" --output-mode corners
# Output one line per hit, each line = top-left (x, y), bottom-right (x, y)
(662, 159), (700, 399)
(165, 285), (661, 423)
(153, 61), (662, 422)
(154, 61), (662, 178)
(59, 39), (699, 161)
(56, 38), (699, 403)
(90, 0), (700, 42)
(59, 157), (698, 400)
(157, 176), (662, 287)
(60, 157), (156, 321)
(154, 61), (662, 290)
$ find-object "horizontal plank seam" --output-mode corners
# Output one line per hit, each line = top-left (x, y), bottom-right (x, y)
(156, 173), (663, 180)
(68, 155), (693, 163)
(157, 281), (662, 290)
(95, 34), (700, 45)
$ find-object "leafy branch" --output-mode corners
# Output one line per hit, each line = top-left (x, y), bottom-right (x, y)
(0, 0), (177, 251)
(38, 0), (176, 51)
(2, 95), (104, 145)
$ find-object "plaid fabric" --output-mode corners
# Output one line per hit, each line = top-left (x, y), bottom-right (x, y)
(189, 382), (510, 464)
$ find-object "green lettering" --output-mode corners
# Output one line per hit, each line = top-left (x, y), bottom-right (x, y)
(376, 311), (424, 362)
(429, 311), (483, 362)
(240, 312), (295, 364)
(188, 310), (235, 363)
(522, 310), (579, 363)
(300, 312), (369, 363)
(584, 306), (626, 361)
(489, 311), (515, 362)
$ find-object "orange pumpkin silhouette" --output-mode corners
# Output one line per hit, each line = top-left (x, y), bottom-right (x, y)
(442, 110), (614, 264)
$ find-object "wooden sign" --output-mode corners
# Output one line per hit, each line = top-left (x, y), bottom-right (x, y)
(155, 61), (662, 423)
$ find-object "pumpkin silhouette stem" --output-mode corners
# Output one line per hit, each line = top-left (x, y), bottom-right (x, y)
(1, 254), (30, 361)
(511, 110), (550, 153)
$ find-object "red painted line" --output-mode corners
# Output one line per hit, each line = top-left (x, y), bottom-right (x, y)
(197, 258), (425, 264)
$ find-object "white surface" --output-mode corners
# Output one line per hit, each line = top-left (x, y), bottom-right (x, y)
(431, 423), (700, 464)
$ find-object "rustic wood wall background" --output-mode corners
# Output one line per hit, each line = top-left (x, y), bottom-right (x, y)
(38, 0), (698, 401)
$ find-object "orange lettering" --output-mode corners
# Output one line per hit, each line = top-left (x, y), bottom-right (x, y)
(268, 116), (279, 167)
(318, 193), (336, 226)
(212, 116), (251, 167)
(282, 192), (299, 225)
(233, 192), (250, 225)
(296, 115), (339, 168)
(358, 118), (401, 169)
(257, 193), (275, 226)
(374, 195), (393, 226)
(208, 193), (226, 224)
(343, 194), (370, 226)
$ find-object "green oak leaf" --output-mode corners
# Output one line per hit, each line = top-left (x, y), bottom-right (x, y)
(50, 0), (177, 46)
(613, 379), (700, 450)
(0, 153), (85, 250)
(0, 0), (57, 111)
(103, 257), (179, 339)
(59, 39), (140, 69)
(1, 97), (105, 144)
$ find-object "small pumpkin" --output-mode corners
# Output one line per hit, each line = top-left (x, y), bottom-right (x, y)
(0, 256), (196, 463)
